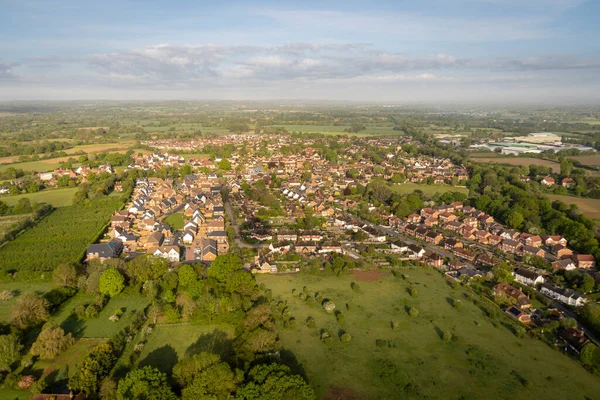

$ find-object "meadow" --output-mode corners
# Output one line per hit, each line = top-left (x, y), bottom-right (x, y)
(391, 182), (468, 195)
(257, 269), (600, 399)
(471, 156), (560, 172)
(0, 281), (54, 323)
(546, 194), (600, 219)
(0, 187), (78, 207)
(0, 214), (31, 239)
(572, 154), (600, 167)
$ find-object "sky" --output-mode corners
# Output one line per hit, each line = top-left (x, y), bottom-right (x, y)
(0, 0), (599, 103)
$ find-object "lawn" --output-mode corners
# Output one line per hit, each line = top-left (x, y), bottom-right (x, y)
(546, 194), (600, 219)
(0, 187), (78, 207)
(164, 212), (185, 230)
(471, 156), (560, 172)
(257, 269), (600, 399)
(137, 323), (236, 375)
(0, 214), (31, 239)
(0, 281), (54, 323)
(0, 387), (30, 400)
(391, 183), (468, 195)
(0, 158), (72, 173)
(54, 293), (150, 338)
(33, 338), (107, 377)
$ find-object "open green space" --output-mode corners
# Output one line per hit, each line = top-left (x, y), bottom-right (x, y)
(257, 269), (600, 399)
(0, 387), (30, 400)
(164, 212), (185, 230)
(137, 324), (236, 375)
(34, 338), (107, 378)
(0, 198), (123, 275)
(391, 182), (468, 195)
(180, 152), (210, 159)
(571, 154), (600, 167)
(0, 214), (31, 238)
(53, 293), (150, 338)
(546, 194), (600, 219)
(1, 187), (78, 207)
(0, 281), (54, 322)
(471, 156), (560, 172)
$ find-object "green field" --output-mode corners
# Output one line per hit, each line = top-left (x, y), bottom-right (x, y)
(392, 183), (468, 195)
(257, 269), (600, 399)
(137, 324), (235, 375)
(34, 338), (107, 377)
(0, 214), (31, 239)
(1, 187), (78, 207)
(164, 212), (185, 230)
(547, 194), (600, 219)
(266, 124), (402, 136)
(0, 281), (54, 323)
(53, 293), (150, 338)
(471, 156), (560, 172)
(571, 154), (600, 167)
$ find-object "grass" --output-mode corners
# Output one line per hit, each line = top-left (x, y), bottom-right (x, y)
(391, 183), (468, 195)
(0, 387), (30, 400)
(571, 155), (600, 167)
(471, 156), (560, 172)
(0, 187), (78, 207)
(54, 293), (150, 338)
(266, 124), (402, 137)
(546, 194), (600, 219)
(164, 212), (185, 230)
(137, 324), (235, 375)
(0, 281), (54, 323)
(33, 338), (107, 377)
(0, 214), (31, 238)
(257, 269), (600, 399)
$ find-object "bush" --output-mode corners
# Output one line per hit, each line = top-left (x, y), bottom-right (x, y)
(408, 307), (419, 318)
(336, 312), (345, 324)
(85, 304), (100, 319)
(74, 305), (86, 319)
(340, 332), (352, 342)
(323, 301), (336, 313)
(351, 282), (360, 292)
(453, 299), (463, 310)
(443, 331), (453, 341)
(306, 317), (316, 328)
(408, 287), (417, 297)
(376, 339), (388, 348)
(0, 290), (14, 303)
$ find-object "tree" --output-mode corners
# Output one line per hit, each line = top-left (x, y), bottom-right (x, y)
(117, 366), (177, 400)
(175, 353), (242, 399)
(12, 293), (49, 329)
(178, 264), (198, 289)
(208, 254), (243, 283)
(492, 262), (514, 284)
(0, 334), (22, 371)
(581, 343), (600, 367)
(236, 363), (315, 400)
(506, 210), (524, 229)
(581, 274), (595, 293)
(218, 159), (232, 170)
(99, 268), (125, 297)
(53, 263), (78, 287)
(30, 324), (75, 359)
(126, 255), (169, 285)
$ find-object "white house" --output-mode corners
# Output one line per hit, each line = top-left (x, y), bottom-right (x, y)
(513, 268), (545, 286)
(540, 284), (586, 307)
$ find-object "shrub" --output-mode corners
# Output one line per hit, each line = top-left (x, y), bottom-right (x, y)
(408, 287), (417, 297)
(18, 375), (35, 390)
(0, 290), (14, 302)
(345, 303), (351, 311)
(453, 299), (463, 310)
(443, 331), (453, 341)
(306, 317), (316, 328)
(74, 305), (86, 319)
(351, 282), (360, 292)
(340, 332), (352, 343)
(376, 339), (388, 348)
(85, 304), (100, 319)
(323, 301), (336, 313)
(391, 321), (399, 330)
(336, 313), (345, 324)
(408, 307), (419, 318)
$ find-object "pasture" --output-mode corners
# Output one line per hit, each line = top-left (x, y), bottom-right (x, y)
(0, 187), (78, 207)
(137, 324), (236, 375)
(391, 183), (468, 195)
(471, 156), (560, 172)
(0, 214), (31, 239)
(572, 154), (600, 167)
(257, 269), (600, 399)
(0, 281), (54, 322)
(546, 194), (600, 219)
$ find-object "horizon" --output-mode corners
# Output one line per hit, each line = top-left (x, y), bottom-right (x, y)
(1, 0), (599, 103)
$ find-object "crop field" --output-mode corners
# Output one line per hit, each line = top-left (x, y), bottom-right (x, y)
(0, 187), (78, 207)
(546, 194), (600, 219)
(0, 198), (123, 275)
(471, 156), (560, 172)
(571, 154), (600, 167)
(266, 124), (402, 136)
(392, 183), (468, 195)
(0, 214), (31, 239)
(0, 142), (134, 166)
(137, 324), (236, 375)
(257, 269), (600, 399)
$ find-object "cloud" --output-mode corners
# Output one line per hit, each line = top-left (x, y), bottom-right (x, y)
(0, 60), (19, 81)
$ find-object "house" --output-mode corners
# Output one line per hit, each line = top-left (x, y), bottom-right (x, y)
(493, 283), (531, 309)
(444, 238), (463, 251)
(390, 241), (409, 253)
(561, 178), (575, 188)
(86, 240), (123, 262)
(522, 235), (542, 248)
(542, 235), (567, 247)
(560, 328), (590, 352)
(574, 254), (596, 269)
(319, 242), (344, 254)
(505, 306), (531, 324)
(521, 245), (545, 258)
(541, 176), (555, 186)
(552, 258), (577, 271)
(540, 284), (586, 307)
(296, 241), (318, 254)
(148, 245), (180, 262)
(513, 268), (545, 286)
(278, 230), (298, 242)
(407, 244), (426, 259)
(424, 251), (444, 268)
(425, 231), (443, 245)
(300, 231), (323, 242)
(182, 230), (195, 244)
(501, 238), (521, 253)
(551, 244), (573, 258)
(145, 231), (164, 248)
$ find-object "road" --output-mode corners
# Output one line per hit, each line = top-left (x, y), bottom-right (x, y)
(224, 197), (268, 249)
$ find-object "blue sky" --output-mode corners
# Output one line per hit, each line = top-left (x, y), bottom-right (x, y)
(1, 0), (599, 103)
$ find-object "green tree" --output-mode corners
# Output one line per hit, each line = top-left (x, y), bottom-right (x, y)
(126, 255), (169, 285)
(99, 268), (125, 297)
(581, 343), (600, 367)
(208, 254), (243, 283)
(218, 159), (232, 170)
(12, 293), (49, 329)
(492, 262), (514, 284)
(506, 210), (524, 229)
(178, 264), (198, 288)
(30, 324), (75, 359)
(53, 263), (78, 287)
(0, 334), (22, 371)
(117, 366), (177, 400)
(236, 363), (315, 400)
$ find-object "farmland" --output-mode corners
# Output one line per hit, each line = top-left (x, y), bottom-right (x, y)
(0, 198), (123, 276)
(546, 194), (600, 219)
(257, 269), (600, 399)
(1, 187), (78, 207)
(571, 154), (600, 167)
(471, 156), (560, 172)
(0, 214), (31, 240)
(266, 124), (402, 136)
(392, 182), (468, 195)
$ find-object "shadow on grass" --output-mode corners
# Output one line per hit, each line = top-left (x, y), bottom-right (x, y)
(60, 313), (86, 339)
(279, 348), (308, 382)
(185, 329), (234, 364)
(139, 344), (179, 375)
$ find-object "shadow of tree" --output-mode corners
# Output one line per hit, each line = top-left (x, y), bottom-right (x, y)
(139, 344), (179, 375)
(433, 325), (444, 340)
(279, 348), (308, 381)
(60, 313), (86, 339)
(185, 330), (234, 364)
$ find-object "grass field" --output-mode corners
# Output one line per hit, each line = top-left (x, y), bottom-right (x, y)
(471, 156), (560, 172)
(137, 324), (235, 375)
(0, 281), (54, 323)
(0, 187), (77, 207)
(164, 212), (185, 230)
(571, 154), (600, 167)
(0, 387), (29, 400)
(266, 124), (402, 137)
(257, 269), (600, 399)
(0, 214), (31, 238)
(392, 183), (468, 195)
(34, 338), (107, 378)
(546, 194), (600, 219)
(53, 293), (150, 338)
